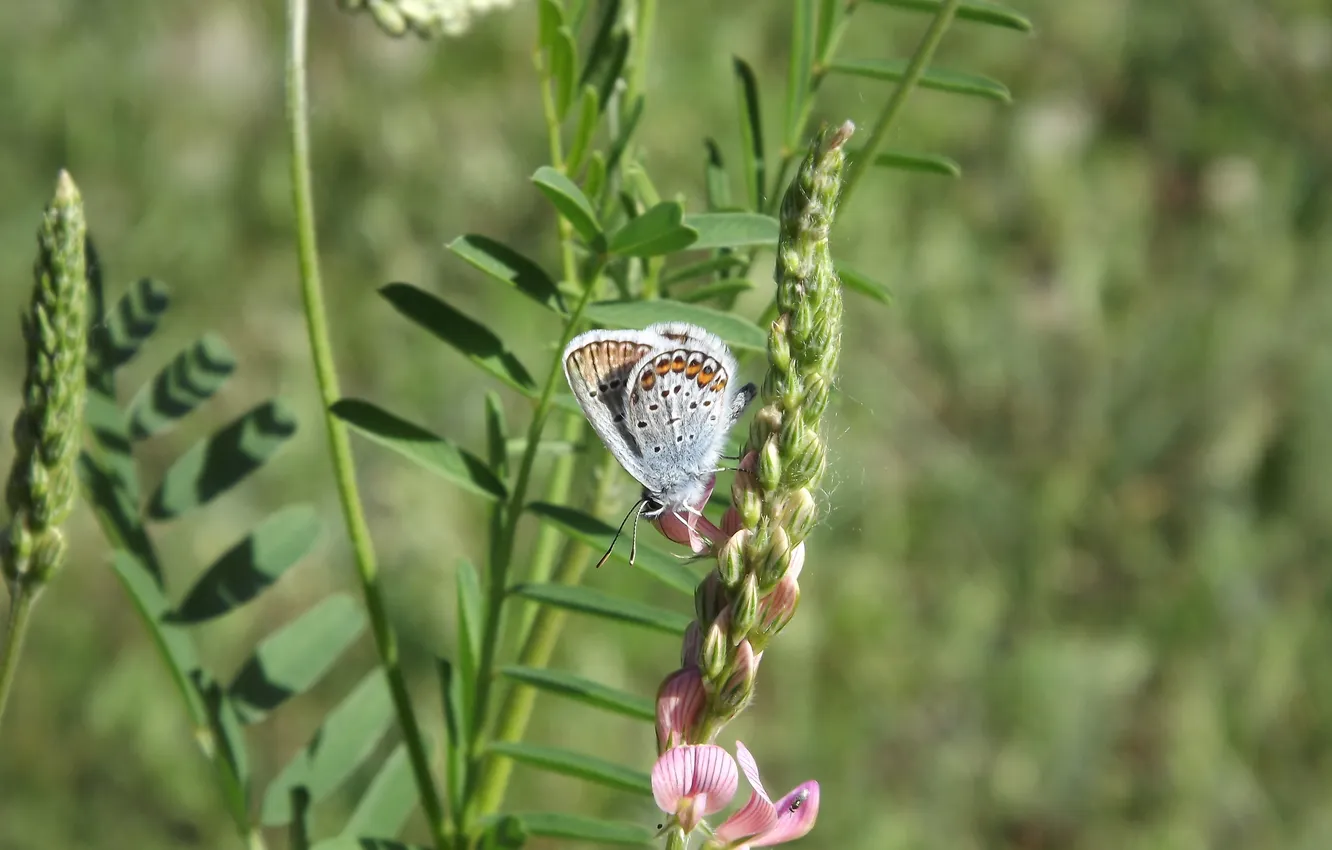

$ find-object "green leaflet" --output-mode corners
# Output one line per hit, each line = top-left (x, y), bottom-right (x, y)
(147, 400), (297, 521)
(227, 594), (366, 724)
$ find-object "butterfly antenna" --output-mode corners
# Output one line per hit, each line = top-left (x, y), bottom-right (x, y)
(629, 504), (645, 566)
(595, 498), (646, 569)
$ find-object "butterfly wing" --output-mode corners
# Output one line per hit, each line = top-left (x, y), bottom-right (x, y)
(624, 324), (754, 505)
(562, 329), (662, 488)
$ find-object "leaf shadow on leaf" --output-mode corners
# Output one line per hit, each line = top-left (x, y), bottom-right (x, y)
(148, 401), (297, 521)
(102, 277), (170, 372)
(129, 334), (237, 441)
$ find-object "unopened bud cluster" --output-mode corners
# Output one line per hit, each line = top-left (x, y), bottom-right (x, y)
(653, 124), (852, 754)
(3, 172), (88, 598)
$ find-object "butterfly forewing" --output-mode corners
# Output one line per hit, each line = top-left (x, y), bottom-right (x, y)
(563, 330), (659, 485)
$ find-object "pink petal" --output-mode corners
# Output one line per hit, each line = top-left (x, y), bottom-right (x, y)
(713, 790), (777, 845)
(734, 741), (770, 802)
(650, 745), (739, 820)
(785, 542), (805, 582)
(749, 781), (819, 846)
(654, 510), (705, 552)
(691, 743), (740, 816)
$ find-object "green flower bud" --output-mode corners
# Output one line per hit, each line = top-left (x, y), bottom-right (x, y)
(694, 570), (728, 625)
(758, 526), (792, 590)
(729, 572), (760, 645)
(716, 530), (747, 588)
(702, 620), (728, 681)
(782, 487), (819, 545)
(758, 437), (782, 493)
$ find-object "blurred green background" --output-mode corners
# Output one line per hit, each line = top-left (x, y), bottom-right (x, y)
(3, 1), (1332, 848)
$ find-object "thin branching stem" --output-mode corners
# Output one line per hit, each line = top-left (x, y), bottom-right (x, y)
(284, 1), (446, 847)
(839, 0), (962, 207)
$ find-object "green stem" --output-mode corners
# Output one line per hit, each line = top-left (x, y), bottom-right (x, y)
(465, 270), (602, 832)
(838, 0), (961, 208)
(471, 451), (620, 817)
(284, 2), (446, 847)
(0, 588), (37, 737)
(516, 414), (585, 637)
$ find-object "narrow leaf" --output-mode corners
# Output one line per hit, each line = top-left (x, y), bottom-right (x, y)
(525, 502), (697, 594)
(447, 235), (564, 313)
(516, 813), (654, 846)
(341, 745), (418, 840)
(380, 283), (537, 394)
(593, 31), (631, 111)
(675, 280), (755, 305)
(227, 594), (366, 723)
(662, 254), (748, 287)
(684, 212), (779, 250)
(332, 400), (507, 501)
(437, 659), (468, 820)
(510, 583), (691, 635)
(537, 0), (562, 51)
(532, 166), (604, 247)
(784, 0), (816, 149)
(584, 300), (767, 353)
(865, 149), (962, 177)
(816, 0), (845, 60)
(315, 840), (427, 850)
(479, 817), (527, 850)
(867, 0), (1033, 32)
(837, 262), (893, 305)
(147, 400), (297, 521)
(827, 59), (1013, 102)
(169, 505), (322, 624)
(127, 333), (237, 441)
(488, 742), (651, 796)
(551, 26), (578, 119)
(501, 666), (654, 721)
(193, 670), (252, 821)
(578, 0), (622, 90)
(261, 670), (395, 825)
(732, 58), (766, 211)
(607, 202), (698, 257)
(605, 95), (644, 177)
(100, 277), (170, 372)
(484, 392), (507, 477)
(703, 139), (732, 212)
(456, 560), (484, 688)
(567, 84), (601, 173)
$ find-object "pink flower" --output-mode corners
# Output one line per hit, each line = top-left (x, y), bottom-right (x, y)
(651, 742), (820, 847)
(651, 744), (738, 834)
(710, 742), (820, 848)
(653, 477), (727, 554)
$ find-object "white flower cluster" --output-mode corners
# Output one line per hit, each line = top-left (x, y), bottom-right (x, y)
(339, 0), (516, 38)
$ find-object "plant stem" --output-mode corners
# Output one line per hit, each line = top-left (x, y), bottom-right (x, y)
(470, 451), (620, 816)
(465, 271), (601, 832)
(0, 588), (37, 737)
(284, 2), (446, 847)
(838, 0), (961, 208)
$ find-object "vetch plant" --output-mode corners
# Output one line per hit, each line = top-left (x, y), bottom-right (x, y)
(1, 0), (1025, 847)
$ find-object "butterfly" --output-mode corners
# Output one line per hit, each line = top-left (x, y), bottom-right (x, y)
(562, 322), (757, 565)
